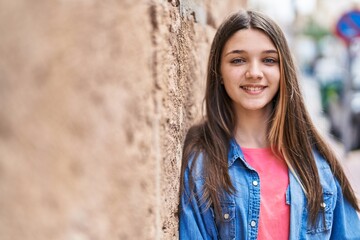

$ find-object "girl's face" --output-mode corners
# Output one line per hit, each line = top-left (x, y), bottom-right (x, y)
(220, 28), (280, 115)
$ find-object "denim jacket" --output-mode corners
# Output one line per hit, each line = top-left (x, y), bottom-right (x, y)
(179, 139), (360, 239)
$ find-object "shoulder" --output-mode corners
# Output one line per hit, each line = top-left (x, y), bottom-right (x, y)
(312, 149), (331, 170)
(182, 122), (207, 178)
(183, 151), (205, 180)
(312, 149), (336, 192)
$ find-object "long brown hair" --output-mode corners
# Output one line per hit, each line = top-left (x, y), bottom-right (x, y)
(179, 10), (359, 225)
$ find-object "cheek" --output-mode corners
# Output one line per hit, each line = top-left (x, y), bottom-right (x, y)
(267, 68), (280, 85)
(222, 67), (243, 83)
(222, 80), (238, 100)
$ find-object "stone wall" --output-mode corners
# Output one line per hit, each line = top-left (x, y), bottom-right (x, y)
(0, 0), (246, 239)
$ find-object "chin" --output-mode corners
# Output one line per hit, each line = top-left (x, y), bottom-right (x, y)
(241, 103), (271, 112)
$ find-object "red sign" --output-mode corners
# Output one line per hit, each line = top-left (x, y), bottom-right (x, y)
(336, 10), (360, 45)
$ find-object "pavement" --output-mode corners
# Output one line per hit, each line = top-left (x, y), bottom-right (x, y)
(301, 77), (360, 199)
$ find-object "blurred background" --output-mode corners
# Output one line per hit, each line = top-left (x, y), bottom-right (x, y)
(0, 0), (359, 239)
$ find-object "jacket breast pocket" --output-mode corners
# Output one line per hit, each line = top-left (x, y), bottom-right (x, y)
(216, 201), (236, 240)
(306, 191), (334, 234)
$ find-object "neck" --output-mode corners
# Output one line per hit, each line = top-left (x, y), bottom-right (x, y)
(234, 108), (272, 148)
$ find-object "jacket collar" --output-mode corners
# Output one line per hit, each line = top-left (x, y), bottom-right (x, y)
(228, 138), (245, 167)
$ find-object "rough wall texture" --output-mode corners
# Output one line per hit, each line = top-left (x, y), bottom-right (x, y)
(0, 0), (245, 239)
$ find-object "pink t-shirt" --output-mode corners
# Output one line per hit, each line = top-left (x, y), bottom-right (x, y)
(242, 147), (290, 240)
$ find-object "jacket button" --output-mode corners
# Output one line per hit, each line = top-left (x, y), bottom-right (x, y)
(320, 202), (326, 208)
(250, 220), (256, 227)
(252, 180), (258, 186)
(224, 213), (230, 220)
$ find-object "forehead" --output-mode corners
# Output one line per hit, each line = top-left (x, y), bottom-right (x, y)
(222, 28), (277, 53)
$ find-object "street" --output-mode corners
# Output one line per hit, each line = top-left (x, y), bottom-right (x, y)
(302, 77), (360, 199)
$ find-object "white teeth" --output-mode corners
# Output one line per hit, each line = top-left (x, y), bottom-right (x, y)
(242, 86), (264, 91)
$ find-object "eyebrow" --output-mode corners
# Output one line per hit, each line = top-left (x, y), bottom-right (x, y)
(224, 49), (278, 56)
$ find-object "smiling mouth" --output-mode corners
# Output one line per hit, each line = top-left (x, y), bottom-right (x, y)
(240, 86), (267, 93)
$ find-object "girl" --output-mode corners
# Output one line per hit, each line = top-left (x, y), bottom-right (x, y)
(179, 10), (360, 239)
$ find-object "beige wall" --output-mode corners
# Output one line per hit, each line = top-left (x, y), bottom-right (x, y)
(0, 0), (245, 239)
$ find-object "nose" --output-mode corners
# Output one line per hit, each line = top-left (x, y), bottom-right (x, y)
(245, 62), (263, 80)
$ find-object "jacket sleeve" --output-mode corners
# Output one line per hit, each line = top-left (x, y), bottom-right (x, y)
(330, 178), (360, 239)
(179, 159), (218, 240)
